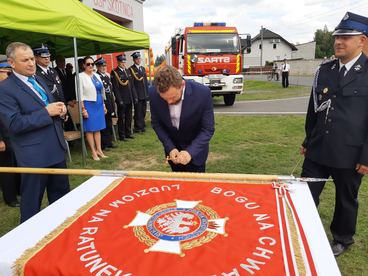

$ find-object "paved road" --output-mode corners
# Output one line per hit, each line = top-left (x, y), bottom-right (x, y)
(214, 96), (309, 115)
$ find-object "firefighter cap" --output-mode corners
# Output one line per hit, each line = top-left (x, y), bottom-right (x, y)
(333, 12), (368, 36)
(32, 44), (51, 57)
(131, 52), (141, 59)
(0, 62), (11, 69)
(116, 54), (126, 62)
(95, 57), (107, 66)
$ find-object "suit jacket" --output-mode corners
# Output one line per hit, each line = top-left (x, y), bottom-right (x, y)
(0, 73), (66, 167)
(149, 80), (215, 166)
(129, 64), (148, 100)
(111, 67), (137, 105)
(0, 119), (12, 151)
(36, 65), (65, 102)
(304, 53), (368, 169)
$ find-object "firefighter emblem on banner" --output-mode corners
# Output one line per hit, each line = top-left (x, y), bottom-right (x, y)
(125, 200), (228, 256)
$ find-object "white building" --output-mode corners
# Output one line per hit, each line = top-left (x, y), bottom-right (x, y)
(244, 28), (297, 68)
(292, 41), (316, 60)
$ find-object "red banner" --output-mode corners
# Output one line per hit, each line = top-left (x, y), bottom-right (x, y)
(18, 178), (316, 276)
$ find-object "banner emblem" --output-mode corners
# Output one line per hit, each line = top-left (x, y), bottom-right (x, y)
(125, 199), (228, 256)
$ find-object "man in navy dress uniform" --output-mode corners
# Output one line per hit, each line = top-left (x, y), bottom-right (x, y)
(33, 45), (65, 103)
(111, 54), (137, 140)
(301, 12), (368, 256)
(129, 52), (148, 133)
(0, 42), (70, 223)
(95, 57), (116, 149)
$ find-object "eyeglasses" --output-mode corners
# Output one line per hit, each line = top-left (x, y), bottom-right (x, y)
(85, 63), (94, 66)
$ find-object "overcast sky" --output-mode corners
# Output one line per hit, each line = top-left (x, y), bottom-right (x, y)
(143, 0), (368, 57)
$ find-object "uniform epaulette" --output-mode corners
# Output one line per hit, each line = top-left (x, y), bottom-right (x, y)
(320, 59), (337, 66)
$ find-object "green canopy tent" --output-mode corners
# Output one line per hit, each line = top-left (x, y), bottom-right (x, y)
(0, 0), (149, 56)
(0, 0), (150, 163)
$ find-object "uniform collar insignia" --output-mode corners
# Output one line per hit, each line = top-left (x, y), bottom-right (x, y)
(331, 63), (337, 70)
(354, 64), (361, 71)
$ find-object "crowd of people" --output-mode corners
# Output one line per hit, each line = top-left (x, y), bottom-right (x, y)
(0, 42), (150, 222)
(0, 11), (368, 260)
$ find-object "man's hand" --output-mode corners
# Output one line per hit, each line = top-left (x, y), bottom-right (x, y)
(0, 141), (6, 152)
(46, 102), (67, 117)
(356, 163), (368, 175)
(177, 150), (192, 165)
(300, 146), (306, 155)
(169, 149), (179, 164)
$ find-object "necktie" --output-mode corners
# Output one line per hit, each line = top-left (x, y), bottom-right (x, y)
(27, 76), (49, 105)
(338, 65), (346, 84)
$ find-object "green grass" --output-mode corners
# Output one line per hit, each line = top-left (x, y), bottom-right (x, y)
(1, 116), (367, 274)
(213, 80), (311, 104)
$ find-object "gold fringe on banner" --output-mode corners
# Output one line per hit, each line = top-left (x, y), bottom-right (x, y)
(13, 177), (125, 276)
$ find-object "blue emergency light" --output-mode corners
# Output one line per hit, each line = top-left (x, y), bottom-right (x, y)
(194, 22), (226, 27)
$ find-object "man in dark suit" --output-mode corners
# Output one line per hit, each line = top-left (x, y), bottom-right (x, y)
(111, 54), (137, 140)
(129, 52), (148, 133)
(34, 45), (65, 103)
(0, 42), (70, 222)
(149, 65), (215, 172)
(301, 12), (368, 256)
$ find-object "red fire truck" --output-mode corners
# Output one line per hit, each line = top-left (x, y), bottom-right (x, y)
(165, 22), (251, 106)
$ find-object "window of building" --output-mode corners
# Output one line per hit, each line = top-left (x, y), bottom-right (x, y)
(273, 43), (277, 49)
(259, 44), (262, 50)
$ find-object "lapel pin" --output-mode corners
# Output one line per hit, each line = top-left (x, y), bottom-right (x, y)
(354, 64), (361, 71)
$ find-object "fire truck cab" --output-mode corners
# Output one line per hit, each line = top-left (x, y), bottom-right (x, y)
(166, 22), (251, 106)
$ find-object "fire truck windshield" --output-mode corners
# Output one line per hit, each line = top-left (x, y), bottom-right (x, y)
(186, 33), (240, 54)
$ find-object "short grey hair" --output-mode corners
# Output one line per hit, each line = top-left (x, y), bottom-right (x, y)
(6, 42), (32, 60)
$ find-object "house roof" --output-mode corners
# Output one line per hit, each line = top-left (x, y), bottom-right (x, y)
(252, 28), (297, 51)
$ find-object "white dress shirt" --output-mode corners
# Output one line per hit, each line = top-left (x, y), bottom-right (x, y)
(282, 63), (290, 72)
(169, 84), (186, 130)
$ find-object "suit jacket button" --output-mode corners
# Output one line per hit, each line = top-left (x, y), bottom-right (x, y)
(331, 107), (335, 111)
(328, 118), (332, 122)
(325, 130), (329, 134)
(333, 95), (336, 98)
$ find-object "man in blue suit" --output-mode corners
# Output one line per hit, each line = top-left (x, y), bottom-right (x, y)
(0, 42), (70, 223)
(149, 65), (215, 172)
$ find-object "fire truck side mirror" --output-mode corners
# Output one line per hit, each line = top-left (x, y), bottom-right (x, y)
(171, 37), (177, 54)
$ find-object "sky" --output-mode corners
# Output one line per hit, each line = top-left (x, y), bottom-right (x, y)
(143, 0), (368, 58)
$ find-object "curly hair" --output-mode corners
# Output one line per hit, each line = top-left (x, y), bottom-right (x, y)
(153, 65), (182, 93)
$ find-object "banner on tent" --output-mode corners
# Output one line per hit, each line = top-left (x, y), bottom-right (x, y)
(15, 177), (317, 276)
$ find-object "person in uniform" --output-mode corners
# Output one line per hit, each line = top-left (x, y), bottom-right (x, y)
(111, 54), (137, 141)
(33, 45), (65, 103)
(129, 52), (149, 133)
(301, 12), (368, 256)
(95, 57), (116, 149)
(281, 59), (290, 88)
(0, 61), (20, 207)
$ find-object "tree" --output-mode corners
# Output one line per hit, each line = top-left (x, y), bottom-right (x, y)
(314, 25), (334, 59)
(154, 54), (166, 67)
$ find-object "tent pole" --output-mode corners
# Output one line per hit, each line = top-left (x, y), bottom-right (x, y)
(148, 48), (152, 84)
(73, 37), (87, 165)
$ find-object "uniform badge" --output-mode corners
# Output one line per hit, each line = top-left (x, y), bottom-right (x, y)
(354, 64), (361, 71)
(323, 87), (329, 94)
(331, 64), (336, 70)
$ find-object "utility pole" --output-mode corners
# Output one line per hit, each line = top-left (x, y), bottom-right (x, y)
(260, 26), (263, 74)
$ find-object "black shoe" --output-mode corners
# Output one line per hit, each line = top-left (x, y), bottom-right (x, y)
(107, 144), (118, 148)
(133, 129), (141, 133)
(126, 135), (134, 139)
(119, 137), (126, 141)
(7, 201), (20, 208)
(331, 242), (349, 257)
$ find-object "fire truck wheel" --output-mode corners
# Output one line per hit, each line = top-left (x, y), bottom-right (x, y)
(224, 94), (236, 106)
